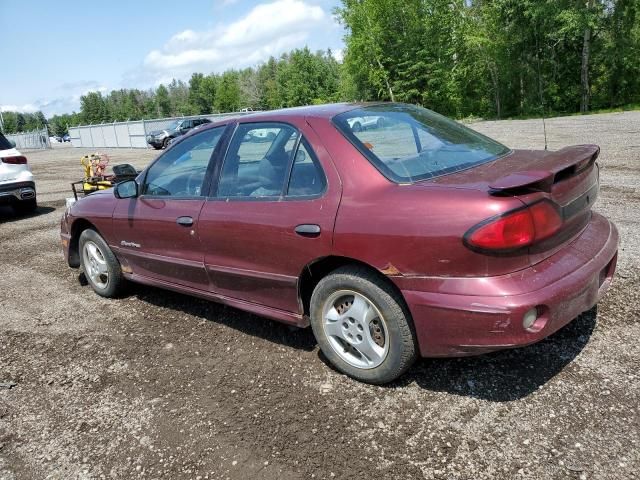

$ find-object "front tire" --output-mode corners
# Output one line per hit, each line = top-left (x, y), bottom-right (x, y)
(79, 229), (126, 298)
(310, 266), (417, 384)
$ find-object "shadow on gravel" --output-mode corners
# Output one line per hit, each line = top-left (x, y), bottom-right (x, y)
(396, 307), (598, 401)
(133, 285), (318, 352)
(0, 205), (56, 223)
(95, 278), (596, 398)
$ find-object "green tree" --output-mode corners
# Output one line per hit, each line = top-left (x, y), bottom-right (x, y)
(215, 71), (241, 112)
(155, 84), (171, 117)
(80, 91), (108, 123)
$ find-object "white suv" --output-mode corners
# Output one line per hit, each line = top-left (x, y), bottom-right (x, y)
(0, 132), (37, 214)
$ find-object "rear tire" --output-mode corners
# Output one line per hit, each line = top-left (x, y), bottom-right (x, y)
(310, 266), (417, 384)
(162, 138), (170, 149)
(352, 122), (362, 132)
(79, 229), (126, 298)
(13, 198), (37, 215)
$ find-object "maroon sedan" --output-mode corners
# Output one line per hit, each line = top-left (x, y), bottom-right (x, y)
(60, 103), (618, 384)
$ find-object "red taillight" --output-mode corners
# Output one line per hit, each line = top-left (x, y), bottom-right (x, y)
(1, 156), (27, 164)
(465, 201), (562, 251)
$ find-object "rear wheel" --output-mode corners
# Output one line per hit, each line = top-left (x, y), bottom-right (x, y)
(352, 121), (362, 132)
(310, 266), (417, 384)
(13, 198), (37, 215)
(79, 229), (126, 297)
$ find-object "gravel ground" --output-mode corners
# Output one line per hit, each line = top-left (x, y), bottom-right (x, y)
(0, 112), (638, 480)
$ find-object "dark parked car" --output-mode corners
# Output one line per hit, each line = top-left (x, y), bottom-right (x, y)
(62, 134), (71, 142)
(147, 118), (212, 149)
(60, 103), (618, 384)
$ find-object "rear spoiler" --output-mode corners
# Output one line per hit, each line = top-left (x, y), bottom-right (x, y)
(489, 145), (599, 194)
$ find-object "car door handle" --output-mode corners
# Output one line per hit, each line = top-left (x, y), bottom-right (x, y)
(176, 216), (194, 227)
(295, 224), (321, 237)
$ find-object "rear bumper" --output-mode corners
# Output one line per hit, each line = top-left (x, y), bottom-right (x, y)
(397, 212), (619, 357)
(0, 181), (36, 204)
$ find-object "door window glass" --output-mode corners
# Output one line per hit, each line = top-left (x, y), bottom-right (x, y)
(286, 139), (326, 197)
(143, 127), (224, 197)
(217, 123), (299, 198)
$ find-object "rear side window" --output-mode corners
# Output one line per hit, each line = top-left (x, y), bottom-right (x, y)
(217, 123), (299, 198)
(333, 104), (510, 183)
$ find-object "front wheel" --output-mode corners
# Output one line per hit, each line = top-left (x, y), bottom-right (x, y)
(310, 266), (417, 384)
(79, 229), (126, 297)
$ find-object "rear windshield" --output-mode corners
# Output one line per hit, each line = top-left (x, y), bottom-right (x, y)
(333, 104), (510, 183)
(0, 132), (12, 150)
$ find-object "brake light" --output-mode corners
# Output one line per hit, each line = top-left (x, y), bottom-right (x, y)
(464, 201), (562, 251)
(1, 156), (27, 164)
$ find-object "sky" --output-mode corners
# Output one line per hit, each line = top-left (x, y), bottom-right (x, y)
(0, 0), (345, 117)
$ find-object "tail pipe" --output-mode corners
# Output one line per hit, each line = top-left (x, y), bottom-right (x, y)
(19, 188), (36, 200)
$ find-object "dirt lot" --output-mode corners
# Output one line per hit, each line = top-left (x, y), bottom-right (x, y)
(1, 112), (638, 480)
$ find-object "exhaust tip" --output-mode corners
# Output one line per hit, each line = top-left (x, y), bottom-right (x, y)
(19, 188), (35, 200)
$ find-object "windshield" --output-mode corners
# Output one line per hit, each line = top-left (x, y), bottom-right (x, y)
(0, 132), (13, 150)
(333, 104), (510, 183)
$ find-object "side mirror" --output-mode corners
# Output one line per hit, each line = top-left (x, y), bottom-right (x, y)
(8, 139), (16, 148)
(114, 180), (138, 199)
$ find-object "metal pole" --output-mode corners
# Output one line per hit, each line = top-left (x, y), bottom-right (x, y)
(142, 119), (148, 148)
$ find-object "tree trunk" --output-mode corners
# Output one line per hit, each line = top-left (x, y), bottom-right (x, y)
(488, 63), (501, 119)
(580, 0), (595, 113)
(376, 57), (396, 102)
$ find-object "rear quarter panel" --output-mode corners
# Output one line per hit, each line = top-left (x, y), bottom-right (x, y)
(332, 184), (529, 278)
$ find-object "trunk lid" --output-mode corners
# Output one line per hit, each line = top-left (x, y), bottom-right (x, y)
(431, 145), (600, 264)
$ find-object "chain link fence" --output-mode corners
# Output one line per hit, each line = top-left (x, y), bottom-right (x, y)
(5, 128), (51, 150)
(68, 112), (249, 149)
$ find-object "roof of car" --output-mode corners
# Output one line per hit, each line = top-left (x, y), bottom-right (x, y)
(201, 102), (383, 130)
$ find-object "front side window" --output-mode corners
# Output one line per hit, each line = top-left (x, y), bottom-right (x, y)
(333, 104), (510, 183)
(217, 123), (299, 198)
(143, 126), (224, 197)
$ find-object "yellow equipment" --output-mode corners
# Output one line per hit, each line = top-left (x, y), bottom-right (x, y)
(70, 153), (138, 201)
(80, 153), (112, 194)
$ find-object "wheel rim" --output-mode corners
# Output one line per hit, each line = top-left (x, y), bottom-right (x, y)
(321, 290), (389, 369)
(82, 241), (109, 289)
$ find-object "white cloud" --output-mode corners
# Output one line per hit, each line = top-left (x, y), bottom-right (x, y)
(142, 0), (329, 77)
(1, 82), (108, 116)
(1, 104), (39, 113)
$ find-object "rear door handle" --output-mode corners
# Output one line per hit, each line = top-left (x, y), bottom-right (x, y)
(176, 216), (194, 227)
(295, 224), (321, 237)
